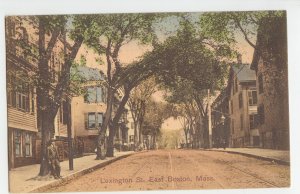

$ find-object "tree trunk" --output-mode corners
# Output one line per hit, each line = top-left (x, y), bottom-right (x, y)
(96, 88), (113, 160)
(99, 87), (131, 158)
(133, 123), (138, 150)
(39, 111), (54, 176)
(153, 134), (156, 149)
(106, 123), (116, 157)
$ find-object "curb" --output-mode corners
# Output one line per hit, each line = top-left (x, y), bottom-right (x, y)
(206, 149), (290, 166)
(30, 153), (134, 193)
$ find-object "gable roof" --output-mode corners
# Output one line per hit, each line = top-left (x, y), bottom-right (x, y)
(71, 66), (104, 81)
(232, 64), (256, 83)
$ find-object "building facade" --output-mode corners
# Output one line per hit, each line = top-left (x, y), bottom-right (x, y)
(71, 67), (107, 153)
(250, 15), (289, 150)
(6, 16), (73, 168)
(227, 64), (259, 148)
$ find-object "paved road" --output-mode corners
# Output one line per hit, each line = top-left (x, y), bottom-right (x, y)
(48, 149), (290, 192)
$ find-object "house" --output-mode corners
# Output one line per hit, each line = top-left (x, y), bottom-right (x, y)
(126, 109), (135, 150)
(71, 66), (107, 153)
(6, 16), (73, 168)
(250, 15), (289, 150)
(227, 63), (259, 148)
(6, 17), (38, 169)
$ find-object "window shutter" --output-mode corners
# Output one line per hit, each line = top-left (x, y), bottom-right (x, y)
(103, 87), (107, 103)
(84, 113), (88, 130)
(25, 96), (29, 112)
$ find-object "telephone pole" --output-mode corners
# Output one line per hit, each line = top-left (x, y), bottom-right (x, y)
(208, 89), (212, 148)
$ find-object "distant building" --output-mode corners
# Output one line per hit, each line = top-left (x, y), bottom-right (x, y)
(227, 64), (259, 148)
(126, 107), (135, 150)
(211, 90), (230, 148)
(71, 67), (107, 153)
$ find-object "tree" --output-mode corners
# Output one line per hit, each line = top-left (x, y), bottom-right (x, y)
(149, 17), (231, 148)
(142, 99), (167, 149)
(200, 11), (289, 149)
(6, 15), (91, 176)
(127, 78), (157, 149)
(79, 13), (167, 158)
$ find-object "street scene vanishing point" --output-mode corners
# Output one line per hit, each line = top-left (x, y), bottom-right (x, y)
(6, 10), (290, 193)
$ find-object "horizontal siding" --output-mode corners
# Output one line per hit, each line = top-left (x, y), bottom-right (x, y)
(7, 107), (37, 132)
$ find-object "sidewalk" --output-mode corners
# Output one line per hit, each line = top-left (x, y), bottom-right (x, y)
(208, 148), (290, 165)
(9, 151), (134, 193)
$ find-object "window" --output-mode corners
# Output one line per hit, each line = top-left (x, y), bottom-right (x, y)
(96, 87), (103, 103)
(248, 90), (258, 106)
(24, 133), (32, 157)
(230, 100), (234, 114)
(31, 88), (35, 114)
(84, 87), (104, 103)
(234, 78), (238, 94)
(131, 122), (134, 129)
(249, 114), (259, 129)
(258, 74), (264, 94)
(240, 114), (243, 130)
(16, 82), (30, 111)
(62, 101), (68, 125)
(129, 135), (134, 142)
(97, 113), (103, 127)
(239, 93), (243, 109)
(14, 130), (22, 157)
(8, 75), (30, 112)
(258, 104), (265, 125)
(88, 113), (96, 128)
(86, 112), (104, 130)
(7, 74), (17, 107)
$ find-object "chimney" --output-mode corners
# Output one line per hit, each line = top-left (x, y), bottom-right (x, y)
(237, 54), (242, 64)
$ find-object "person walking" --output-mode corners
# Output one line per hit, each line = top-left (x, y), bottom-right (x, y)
(47, 139), (62, 179)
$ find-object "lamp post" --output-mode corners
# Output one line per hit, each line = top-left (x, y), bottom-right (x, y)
(220, 114), (226, 149)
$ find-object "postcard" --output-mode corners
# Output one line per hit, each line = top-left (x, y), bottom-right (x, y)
(5, 10), (290, 193)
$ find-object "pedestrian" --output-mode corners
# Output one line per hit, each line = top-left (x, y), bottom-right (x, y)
(222, 139), (226, 150)
(47, 139), (62, 179)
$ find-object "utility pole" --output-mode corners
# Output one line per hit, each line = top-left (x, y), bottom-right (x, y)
(67, 97), (74, 170)
(208, 89), (212, 148)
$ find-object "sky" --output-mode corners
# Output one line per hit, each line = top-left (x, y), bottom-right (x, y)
(75, 12), (255, 131)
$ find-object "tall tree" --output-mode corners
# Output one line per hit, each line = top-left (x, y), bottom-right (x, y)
(142, 99), (167, 149)
(127, 78), (157, 149)
(200, 11), (289, 149)
(78, 13), (165, 158)
(8, 15), (90, 176)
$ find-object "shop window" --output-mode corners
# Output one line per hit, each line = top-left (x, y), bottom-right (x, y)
(25, 133), (32, 157)
(14, 130), (22, 157)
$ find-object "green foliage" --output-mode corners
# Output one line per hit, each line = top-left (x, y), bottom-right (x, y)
(200, 10), (286, 50)
(142, 100), (169, 136)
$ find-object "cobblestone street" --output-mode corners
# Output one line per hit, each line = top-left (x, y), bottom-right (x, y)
(48, 149), (290, 192)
